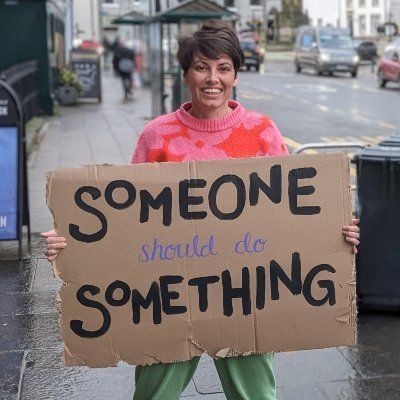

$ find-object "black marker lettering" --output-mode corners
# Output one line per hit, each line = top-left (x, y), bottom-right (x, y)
(288, 168), (321, 215)
(70, 285), (111, 338)
(159, 275), (187, 315)
(131, 282), (162, 324)
(179, 179), (207, 220)
(270, 252), (302, 300)
(105, 280), (131, 306)
(222, 267), (251, 317)
(188, 275), (220, 312)
(140, 188), (172, 226)
(209, 175), (246, 220)
(69, 186), (108, 243)
(303, 264), (336, 306)
(249, 165), (282, 206)
(105, 180), (136, 209)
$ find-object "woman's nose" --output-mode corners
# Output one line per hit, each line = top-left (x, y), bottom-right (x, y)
(206, 70), (219, 84)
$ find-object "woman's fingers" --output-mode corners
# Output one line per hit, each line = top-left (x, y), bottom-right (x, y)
(45, 248), (61, 256)
(352, 246), (358, 255)
(47, 254), (58, 262)
(46, 242), (67, 250)
(46, 236), (66, 245)
(342, 231), (359, 239)
(41, 229), (58, 238)
(42, 229), (66, 262)
(345, 236), (360, 246)
(342, 224), (359, 233)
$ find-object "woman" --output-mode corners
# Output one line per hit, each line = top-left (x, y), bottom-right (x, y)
(43, 21), (359, 400)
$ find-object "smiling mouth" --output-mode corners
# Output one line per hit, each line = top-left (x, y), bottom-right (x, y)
(201, 88), (223, 94)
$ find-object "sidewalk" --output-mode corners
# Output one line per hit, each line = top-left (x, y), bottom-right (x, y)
(1, 73), (400, 400)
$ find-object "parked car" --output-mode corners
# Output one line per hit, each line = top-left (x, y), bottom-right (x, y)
(240, 40), (264, 71)
(294, 26), (359, 77)
(354, 40), (378, 61)
(377, 47), (400, 88)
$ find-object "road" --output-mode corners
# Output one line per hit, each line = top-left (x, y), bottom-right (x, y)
(237, 62), (399, 150)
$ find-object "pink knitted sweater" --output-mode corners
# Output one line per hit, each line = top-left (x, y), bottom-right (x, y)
(132, 101), (288, 163)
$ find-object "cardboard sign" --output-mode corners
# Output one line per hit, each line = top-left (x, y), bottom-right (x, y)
(46, 154), (356, 367)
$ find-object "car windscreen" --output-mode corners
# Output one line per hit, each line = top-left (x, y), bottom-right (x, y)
(319, 34), (353, 49)
(240, 41), (257, 51)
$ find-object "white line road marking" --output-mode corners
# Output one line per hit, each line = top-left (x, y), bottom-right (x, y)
(240, 93), (273, 101)
(317, 104), (329, 112)
(378, 121), (397, 129)
(360, 135), (380, 144)
(353, 115), (370, 123)
(334, 109), (346, 115)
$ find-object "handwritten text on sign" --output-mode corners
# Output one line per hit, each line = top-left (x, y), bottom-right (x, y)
(47, 154), (355, 367)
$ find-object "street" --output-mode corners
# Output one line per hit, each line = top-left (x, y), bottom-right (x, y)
(0, 59), (400, 400)
(238, 61), (399, 147)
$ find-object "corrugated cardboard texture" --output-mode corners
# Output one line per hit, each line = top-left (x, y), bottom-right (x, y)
(46, 154), (356, 367)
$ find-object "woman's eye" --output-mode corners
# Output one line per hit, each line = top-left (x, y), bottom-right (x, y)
(195, 65), (206, 71)
(220, 67), (231, 72)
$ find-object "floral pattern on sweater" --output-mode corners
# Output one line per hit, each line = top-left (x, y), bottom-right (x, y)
(132, 101), (288, 163)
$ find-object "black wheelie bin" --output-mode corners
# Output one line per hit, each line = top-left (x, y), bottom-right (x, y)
(354, 144), (400, 310)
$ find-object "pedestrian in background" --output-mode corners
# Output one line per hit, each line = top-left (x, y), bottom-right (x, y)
(42, 21), (359, 400)
(112, 42), (136, 100)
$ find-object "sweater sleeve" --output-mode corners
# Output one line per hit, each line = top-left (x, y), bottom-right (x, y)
(131, 120), (158, 164)
(131, 132), (148, 164)
(266, 119), (289, 156)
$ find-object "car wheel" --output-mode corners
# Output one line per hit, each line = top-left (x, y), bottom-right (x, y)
(378, 70), (387, 88)
(255, 64), (260, 72)
(315, 66), (323, 76)
(351, 69), (357, 78)
(295, 62), (301, 73)
(246, 65), (250, 71)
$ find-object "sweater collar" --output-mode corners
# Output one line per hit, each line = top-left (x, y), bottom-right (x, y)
(176, 100), (246, 132)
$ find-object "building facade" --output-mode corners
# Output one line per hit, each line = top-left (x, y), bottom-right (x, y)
(304, 0), (400, 38)
(73, 0), (102, 45)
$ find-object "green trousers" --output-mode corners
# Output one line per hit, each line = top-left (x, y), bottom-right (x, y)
(133, 353), (275, 400)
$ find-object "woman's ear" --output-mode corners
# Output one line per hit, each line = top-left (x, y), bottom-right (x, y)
(233, 77), (237, 87)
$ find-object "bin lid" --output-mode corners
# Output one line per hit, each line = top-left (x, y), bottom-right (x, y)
(379, 132), (400, 147)
(354, 145), (400, 162)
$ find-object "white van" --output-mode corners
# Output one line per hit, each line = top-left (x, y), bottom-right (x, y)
(294, 26), (359, 78)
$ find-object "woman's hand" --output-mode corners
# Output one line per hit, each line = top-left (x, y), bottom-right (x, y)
(41, 229), (67, 262)
(342, 218), (360, 254)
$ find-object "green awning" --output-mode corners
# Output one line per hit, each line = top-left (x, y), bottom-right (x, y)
(151, 0), (237, 23)
(112, 10), (148, 25)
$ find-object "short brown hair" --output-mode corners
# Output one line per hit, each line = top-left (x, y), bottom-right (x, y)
(177, 21), (244, 76)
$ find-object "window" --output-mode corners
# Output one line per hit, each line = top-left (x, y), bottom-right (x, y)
(359, 15), (366, 35)
(301, 33), (314, 47)
(359, 0), (366, 6)
(370, 14), (381, 32)
(224, 0), (235, 7)
(250, 0), (261, 5)
(346, 0), (353, 8)
(372, 0), (379, 6)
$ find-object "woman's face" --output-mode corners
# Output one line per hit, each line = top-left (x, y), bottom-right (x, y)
(184, 53), (237, 118)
